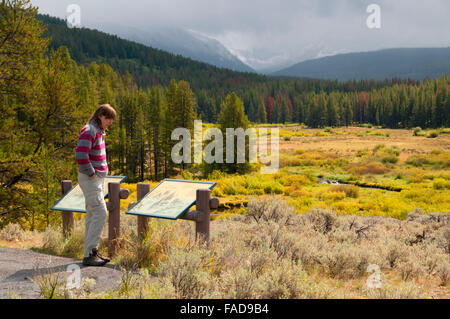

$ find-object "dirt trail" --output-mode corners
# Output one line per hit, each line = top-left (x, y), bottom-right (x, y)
(0, 247), (122, 298)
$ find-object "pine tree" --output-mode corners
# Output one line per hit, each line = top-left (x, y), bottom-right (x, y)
(280, 97), (291, 124)
(163, 80), (178, 176)
(342, 95), (353, 127)
(31, 145), (59, 229)
(217, 93), (250, 174)
(317, 93), (327, 127)
(327, 92), (339, 126)
(147, 86), (165, 180)
(434, 77), (447, 127)
(256, 97), (267, 123)
(445, 80), (450, 127)
(136, 90), (147, 180)
(266, 96), (275, 123)
(175, 80), (196, 131)
(0, 0), (49, 96)
(0, 3), (82, 226)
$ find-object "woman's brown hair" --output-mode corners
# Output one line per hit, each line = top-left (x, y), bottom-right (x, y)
(89, 104), (117, 129)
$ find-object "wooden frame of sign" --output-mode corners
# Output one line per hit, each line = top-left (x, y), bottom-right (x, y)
(50, 176), (126, 213)
(126, 179), (216, 220)
(126, 179), (220, 245)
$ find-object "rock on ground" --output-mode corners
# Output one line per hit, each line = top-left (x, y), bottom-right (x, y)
(0, 247), (122, 299)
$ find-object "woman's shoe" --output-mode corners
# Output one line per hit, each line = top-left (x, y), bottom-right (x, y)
(92, 247), (110, 263)
(82, 250), (107, 267)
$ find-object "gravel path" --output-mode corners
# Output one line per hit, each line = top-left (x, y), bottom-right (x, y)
(0, 247), (122, 299)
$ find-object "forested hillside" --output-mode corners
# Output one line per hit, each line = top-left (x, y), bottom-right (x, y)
(36, 14), (264, 89)
(36, 14), (449, 128)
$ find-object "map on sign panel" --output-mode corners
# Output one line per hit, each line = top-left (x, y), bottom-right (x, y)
(126, 179), (216, 220)
(50, 176), (126, 213)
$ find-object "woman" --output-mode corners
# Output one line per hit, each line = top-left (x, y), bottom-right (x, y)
(75, 104), (116, 266)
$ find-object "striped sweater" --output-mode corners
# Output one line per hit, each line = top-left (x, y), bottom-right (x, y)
(75, 121), (108, 177)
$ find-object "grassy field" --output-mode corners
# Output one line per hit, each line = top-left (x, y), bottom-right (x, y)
(1, 125), (449, 299)
(198, 126), (450, 219)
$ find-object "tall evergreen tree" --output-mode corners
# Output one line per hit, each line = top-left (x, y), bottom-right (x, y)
(217, 92), (250, 174)
(147, 86), (165, 180)
(256, 97), (267, 123)
(342, 95), (353, 127)
(0, 1), (81, 227)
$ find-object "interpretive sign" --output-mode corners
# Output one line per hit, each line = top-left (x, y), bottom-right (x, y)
(51, 176), (126, 213)
(126, 179), (216, 220)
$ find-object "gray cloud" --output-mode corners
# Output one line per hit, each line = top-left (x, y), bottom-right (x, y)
(31, 0), (450, 71)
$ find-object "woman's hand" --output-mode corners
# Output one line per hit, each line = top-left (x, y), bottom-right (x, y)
(89, 174), (96, 180)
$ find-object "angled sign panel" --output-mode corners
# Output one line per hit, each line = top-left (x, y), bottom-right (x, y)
(51, 176), (126, 213)
(126, 179), (216, 220)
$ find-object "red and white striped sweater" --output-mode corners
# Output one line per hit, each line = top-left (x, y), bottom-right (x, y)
(75, 121), (108, 177)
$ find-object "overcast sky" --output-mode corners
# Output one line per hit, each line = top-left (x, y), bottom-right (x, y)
(31, 0), (450, 71)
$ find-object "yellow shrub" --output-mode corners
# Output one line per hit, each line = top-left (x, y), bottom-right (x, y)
(369, 130), (386, 136)
(320, 191), (346, 201)
(359, 201), (382, 215)
(345, 163), (389, 175)
(314, 201), (329, 210)
(406, 151), (450, 169)
(294, 131), (309, 137)
(332, 201), (362, 215)
(279, 154), (303, 168)
(284, 174), (314, 186)
(328, 185), (359, 198)
(291, 197), (316, 213)
(407, 173), (425, 183)
(221, 179), (248, 196)
(120, 182), (136, 212)
(433, 178), (450, 190)
(280, 130), (294, 138)
(284, 181), (312, 197)
(212, 174), (285, 197)
(289, 189), (311, 197)
(378, 197), (412, 219)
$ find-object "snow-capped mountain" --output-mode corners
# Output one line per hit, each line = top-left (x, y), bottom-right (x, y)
(96, 24), (255, 73)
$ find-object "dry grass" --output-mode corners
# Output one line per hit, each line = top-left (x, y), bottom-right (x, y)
(4, 196), (449, 299)
(276, 126), (450, 162)
(0, 225), (43, 249)
(73, 197), (448, 299)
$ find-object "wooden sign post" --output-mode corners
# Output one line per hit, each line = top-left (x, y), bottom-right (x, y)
(137, 183), (151, 241)
(128, 181), (219, 247)
(61, 180), (74, 237)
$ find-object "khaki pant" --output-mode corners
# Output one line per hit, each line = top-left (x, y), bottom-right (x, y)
(78, 172), (107, 258)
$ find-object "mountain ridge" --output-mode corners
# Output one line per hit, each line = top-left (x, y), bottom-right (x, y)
(273, 47), (450, 81)
(97, 23), (255, 73)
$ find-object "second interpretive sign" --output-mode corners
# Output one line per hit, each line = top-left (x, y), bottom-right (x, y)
(126, 179), (216, 220)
